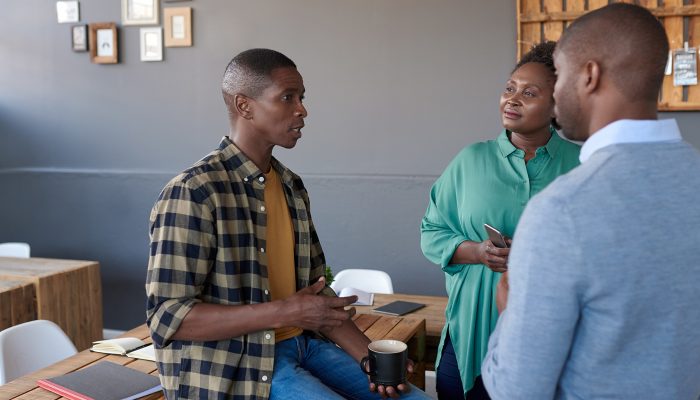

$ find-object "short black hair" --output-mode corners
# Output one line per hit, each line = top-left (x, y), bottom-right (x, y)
(558, 3), (668, 101)
(515, 41), (556, 75)
(222, 48), (297, 107)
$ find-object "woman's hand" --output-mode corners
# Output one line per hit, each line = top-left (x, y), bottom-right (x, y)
(478, 239), (511, 273)
(496, 271), (509, 313)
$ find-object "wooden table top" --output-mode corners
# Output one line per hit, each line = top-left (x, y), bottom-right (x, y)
(353, 293), (447, 340)
(0, 315), (426, 399)
(0, 257), (100, 278)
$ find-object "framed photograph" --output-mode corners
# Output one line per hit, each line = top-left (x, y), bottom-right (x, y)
(164, 7), (192, 47)
(140, 27), (163, 62)
(121, 0), (159, 26)
(71, 24), (88, 52)
(56, 1), (80, 24)
(88, 23), (118, 64)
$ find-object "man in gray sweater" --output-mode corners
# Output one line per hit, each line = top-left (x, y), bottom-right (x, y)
(481, 4), (700, 399)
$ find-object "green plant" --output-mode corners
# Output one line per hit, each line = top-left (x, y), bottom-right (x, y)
(324, 265), (334, 285)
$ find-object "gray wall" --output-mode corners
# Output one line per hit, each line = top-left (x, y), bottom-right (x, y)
(1, 1), (698, 329)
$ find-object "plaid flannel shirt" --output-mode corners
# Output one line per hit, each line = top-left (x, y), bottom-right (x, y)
(146, 137), (334, 399)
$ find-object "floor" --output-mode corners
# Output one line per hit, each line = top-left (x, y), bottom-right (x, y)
(425, 370), (437, 399)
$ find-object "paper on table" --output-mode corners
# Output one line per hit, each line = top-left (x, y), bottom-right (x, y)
(338, 287), (374, 306)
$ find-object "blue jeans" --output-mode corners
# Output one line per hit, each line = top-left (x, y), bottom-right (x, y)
(270, 334), (431, 400)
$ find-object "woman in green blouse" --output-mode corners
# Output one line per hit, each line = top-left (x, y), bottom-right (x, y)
(420, 41), (581, 399)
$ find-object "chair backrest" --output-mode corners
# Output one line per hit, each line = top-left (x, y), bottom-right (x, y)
(330, 268), (394, 294)
(0, 242), (31, 258)
(0, 320), (77, 384)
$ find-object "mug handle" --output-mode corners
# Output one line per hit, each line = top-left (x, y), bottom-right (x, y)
(360, 355), (376, 377)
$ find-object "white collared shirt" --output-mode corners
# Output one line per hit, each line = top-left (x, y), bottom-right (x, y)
(579, 119), (682, 163)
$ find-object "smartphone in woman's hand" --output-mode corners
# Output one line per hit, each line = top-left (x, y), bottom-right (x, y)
(484, 223), (509, 248)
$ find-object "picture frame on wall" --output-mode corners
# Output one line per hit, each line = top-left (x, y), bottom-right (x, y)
(164, 7), (192, 47)
(56, 1), (80, 24)
(121, 0), (159, 26)
(89, 23), (118, 64)
(140, 27), (163, 62)
(71, 24), (88, 52)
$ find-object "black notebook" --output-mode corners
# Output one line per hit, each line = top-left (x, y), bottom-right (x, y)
(373, 300), (425, 316)
(37, 361), (162, 400)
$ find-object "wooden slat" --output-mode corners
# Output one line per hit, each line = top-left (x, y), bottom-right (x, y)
(517, 0), (523, 61)
(387, 318), (427, 364)
(382, 318), (423, 343)
(520, 0), (542, 59)
(637, 0), (660, 7)
(522, 4), (700, 22)
(14, 390), (59, 400)
(363, 317), (401, 341)
(543, 0), (565, 41)
(568, 0), (586, 12)
(662, 0), (686, 106)
(592, 0), (612, 11)
(653, 5), (700, 17)
(566, 0), (586, 29)
(352, 313), (381, 332)
(659, 102), (700, 110)
(688, 3), (700, 104)
(521, 23), (541, 58)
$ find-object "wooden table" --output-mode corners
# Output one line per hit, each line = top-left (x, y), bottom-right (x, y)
(0, 280), (36, 330)
(0, 257), (103, 351)
(354, 293), (448, 370)
(0, 315), (427, 398)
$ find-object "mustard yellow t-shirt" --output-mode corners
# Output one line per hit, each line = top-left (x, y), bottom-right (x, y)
(264, 168), (303, 342)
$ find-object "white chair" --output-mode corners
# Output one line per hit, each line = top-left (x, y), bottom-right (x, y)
(0, 242), (31, 258)
(0, 320), (77, 384)
(330, 268), (394, 294)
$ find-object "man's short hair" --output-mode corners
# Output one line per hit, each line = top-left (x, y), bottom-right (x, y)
(558, 3), (668, 102)
(222, 48), (297, 107)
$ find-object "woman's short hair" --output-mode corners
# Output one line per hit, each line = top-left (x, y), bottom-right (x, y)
(515, 41), (556, 75)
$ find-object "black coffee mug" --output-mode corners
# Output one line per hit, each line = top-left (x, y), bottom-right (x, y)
(360, 339), (408, 386)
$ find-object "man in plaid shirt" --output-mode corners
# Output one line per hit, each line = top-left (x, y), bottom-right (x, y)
(146, 49), (429, 400)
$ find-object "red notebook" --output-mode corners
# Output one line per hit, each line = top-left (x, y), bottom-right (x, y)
(37, 361), (162, 400)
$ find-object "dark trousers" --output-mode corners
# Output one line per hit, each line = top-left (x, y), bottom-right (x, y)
(436, 331), (491, 400)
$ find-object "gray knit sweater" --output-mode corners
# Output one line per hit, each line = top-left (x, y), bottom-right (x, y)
(482, 139), (700, 400)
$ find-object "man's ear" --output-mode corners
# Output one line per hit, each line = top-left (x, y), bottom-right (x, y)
(582, 60), (601, 94)
(234, 94), (253, 120)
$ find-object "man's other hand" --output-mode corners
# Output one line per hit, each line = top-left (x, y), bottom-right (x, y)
(282, 277), (357, 331)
